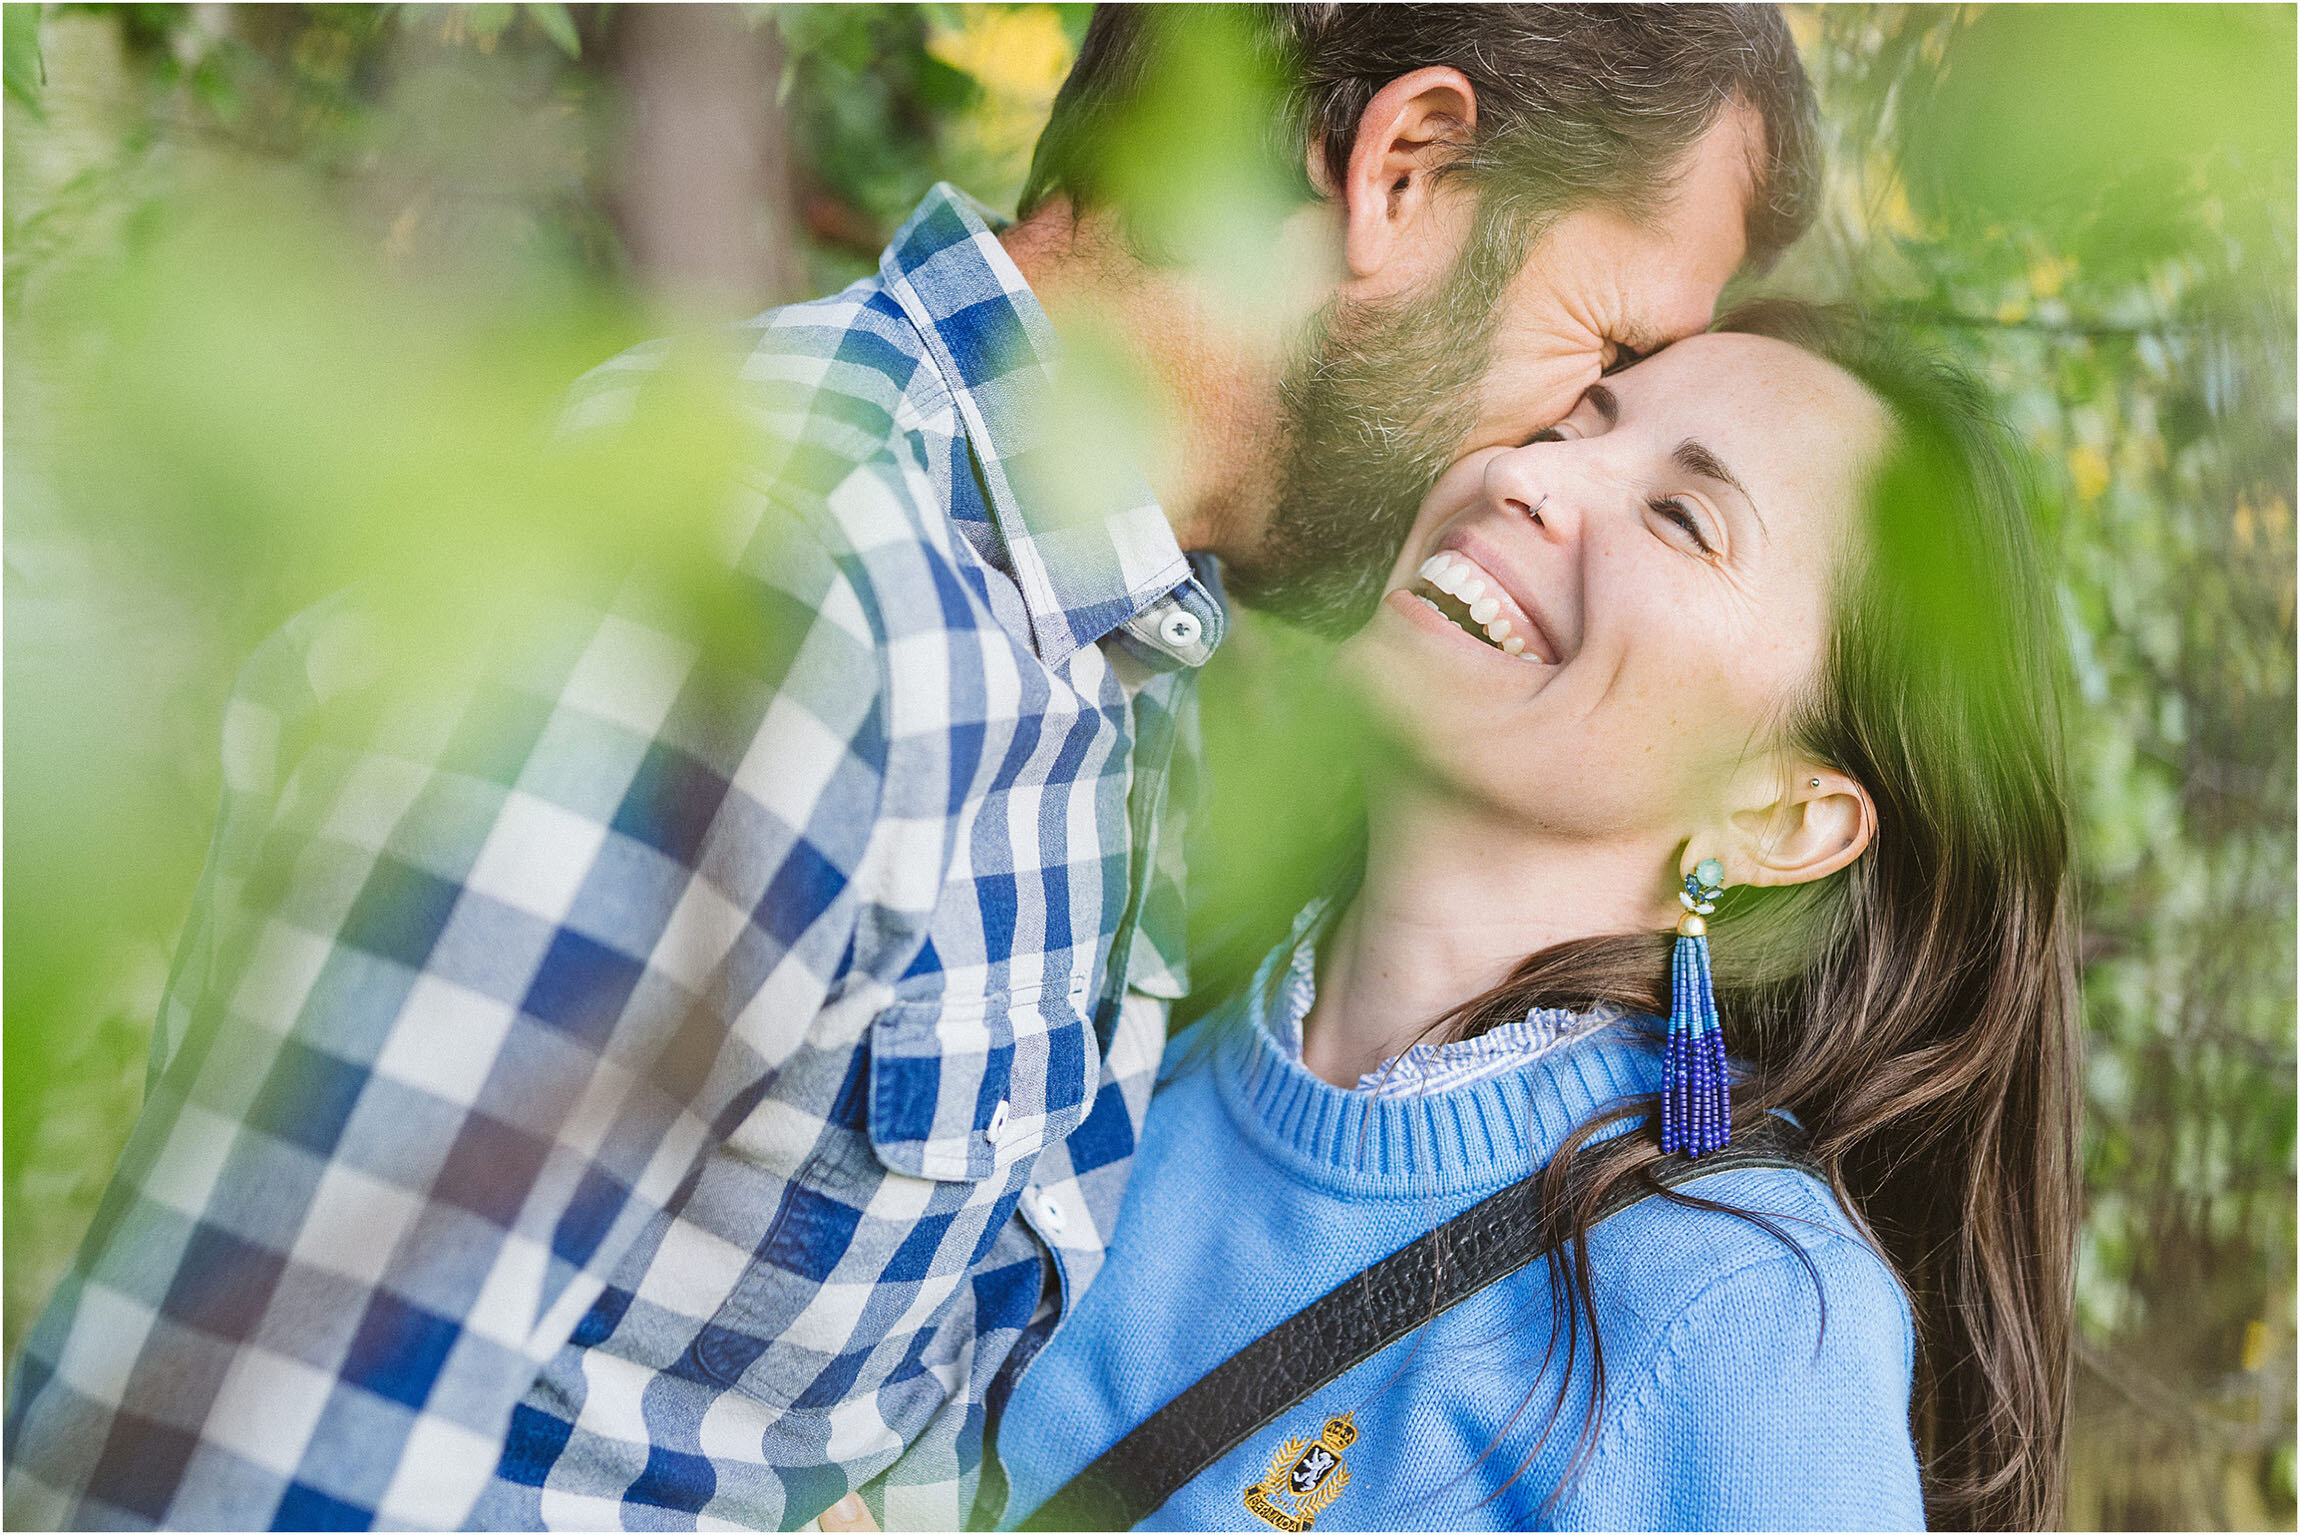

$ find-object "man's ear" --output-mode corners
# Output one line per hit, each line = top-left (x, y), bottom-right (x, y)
(1708, 762), (1876, 891)
(1322, 67), (1477, 283)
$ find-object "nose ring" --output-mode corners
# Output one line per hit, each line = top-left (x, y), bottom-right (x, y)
(1526, 494), (1548, 521)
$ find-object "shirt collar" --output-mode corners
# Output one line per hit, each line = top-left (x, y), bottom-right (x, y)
(876, 184), (1224, 670)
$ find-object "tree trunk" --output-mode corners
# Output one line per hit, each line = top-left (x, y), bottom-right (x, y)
(611, 4), (802, 319)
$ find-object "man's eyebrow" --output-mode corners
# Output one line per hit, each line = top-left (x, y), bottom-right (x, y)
(1584, 383), (1619, 426)
(1674, 437), (1768, 536)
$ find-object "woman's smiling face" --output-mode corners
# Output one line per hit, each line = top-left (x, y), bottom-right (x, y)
(1338, 331), (1893, 844)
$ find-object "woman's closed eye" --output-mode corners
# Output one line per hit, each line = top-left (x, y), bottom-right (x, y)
(1518, 423), (1718, 555)
(1649, 495), (1717, 557)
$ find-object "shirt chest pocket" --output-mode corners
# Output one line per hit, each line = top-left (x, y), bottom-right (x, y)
(688, 988), (1099, 1403)
(866, 986), (1101, 1181)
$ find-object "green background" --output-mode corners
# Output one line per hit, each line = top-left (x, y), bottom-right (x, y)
(5, 6), (2292, 1526)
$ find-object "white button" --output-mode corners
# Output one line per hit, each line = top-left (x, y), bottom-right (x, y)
(1069, 974), (1090, 1001)
(1159, 609), (1202, 649)
(986, 1098), (1010, 1143)
(1026, 1185), (1067, 1235)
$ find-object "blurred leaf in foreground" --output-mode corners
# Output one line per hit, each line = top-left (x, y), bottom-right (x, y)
(4, 3), (43, 119)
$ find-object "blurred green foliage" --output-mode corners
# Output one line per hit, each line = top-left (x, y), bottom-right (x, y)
(1766, 11), (2295, 1525)
(3, 7), (2290, 1528)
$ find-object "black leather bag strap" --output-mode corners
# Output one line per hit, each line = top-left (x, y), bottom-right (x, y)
(1019, 1118), (1819, 1531)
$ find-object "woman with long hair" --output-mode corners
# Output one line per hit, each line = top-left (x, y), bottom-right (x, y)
(987, 303), (2080, 1531)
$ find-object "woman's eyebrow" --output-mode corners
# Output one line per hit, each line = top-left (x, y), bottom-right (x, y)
(1674, 437), (1768, 536)
(1584, 382), (1620, 425)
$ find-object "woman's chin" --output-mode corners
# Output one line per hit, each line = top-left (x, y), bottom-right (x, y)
(1329, 588), (1554, 756)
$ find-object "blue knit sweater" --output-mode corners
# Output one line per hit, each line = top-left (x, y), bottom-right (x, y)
(992, 984), (1925, 1530)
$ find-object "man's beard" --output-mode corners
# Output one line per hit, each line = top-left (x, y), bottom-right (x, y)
(1222, 256), (1509, 637)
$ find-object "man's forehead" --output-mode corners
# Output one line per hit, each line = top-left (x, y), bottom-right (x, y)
(1620, 111), (1763, 340)
(1507, 111), (1760, 340)
(1654, 104), (1763, 258)
(1704, 99), (1769, 228)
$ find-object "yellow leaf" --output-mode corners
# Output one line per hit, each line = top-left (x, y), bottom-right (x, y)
(928, 6), (1073, 103)
(2068, 444), (2111, 502)
(1879, 177), (1924, 240)
(2027, 253), (2073, 299)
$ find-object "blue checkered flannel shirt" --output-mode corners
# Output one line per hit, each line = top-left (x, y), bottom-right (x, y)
(5, 184), (1225, 1531)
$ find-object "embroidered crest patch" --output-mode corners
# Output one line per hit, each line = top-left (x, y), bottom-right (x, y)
(1242, 1411), (1357, 1532)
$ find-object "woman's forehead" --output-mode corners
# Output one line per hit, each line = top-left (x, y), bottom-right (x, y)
(1622, 331), (1870, 415)
(1614, 332), (1891, 508)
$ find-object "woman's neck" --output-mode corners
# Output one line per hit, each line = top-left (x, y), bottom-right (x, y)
(1299, 775), (1674, 1089)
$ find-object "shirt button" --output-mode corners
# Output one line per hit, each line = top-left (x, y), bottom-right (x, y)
(986, 1098), (1010, 1143)
(1026, 1184), (1067, 1236)
(1159, 609), (1202, 649)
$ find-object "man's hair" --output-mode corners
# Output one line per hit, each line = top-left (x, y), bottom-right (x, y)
(1019, 4), (1820, 273)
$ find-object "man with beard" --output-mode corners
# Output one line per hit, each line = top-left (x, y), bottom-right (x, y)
(5, 8), (1815, 1532)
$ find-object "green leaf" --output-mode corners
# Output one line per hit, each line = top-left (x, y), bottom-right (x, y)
(525, 3), (580, 59)
(914, 52), (981, 115)
(467, 3), (513, 47)
(189, 54), (243, 125)
(5, 3), (45, 120)
(1052, 3), (1093, 51)
(1899, 7), (2296, 271)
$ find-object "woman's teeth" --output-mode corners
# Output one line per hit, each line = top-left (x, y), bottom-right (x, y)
(1415, 551), (1530, 656)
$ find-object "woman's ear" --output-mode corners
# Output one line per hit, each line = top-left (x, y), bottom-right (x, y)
(1712, 762), (1876, 890)
(1329, 67), (1477, 282)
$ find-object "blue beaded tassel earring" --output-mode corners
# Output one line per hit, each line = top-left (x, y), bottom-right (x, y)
(1662, 858), (1730, 1158)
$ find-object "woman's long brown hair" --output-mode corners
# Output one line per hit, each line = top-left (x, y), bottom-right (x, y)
(1374, 302), (2081, 1528)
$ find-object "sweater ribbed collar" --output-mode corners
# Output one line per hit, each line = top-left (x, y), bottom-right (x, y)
(1195, 917), (1671, 1201)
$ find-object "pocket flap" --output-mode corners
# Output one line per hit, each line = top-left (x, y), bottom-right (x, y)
(867, 989), (1100, 1182)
